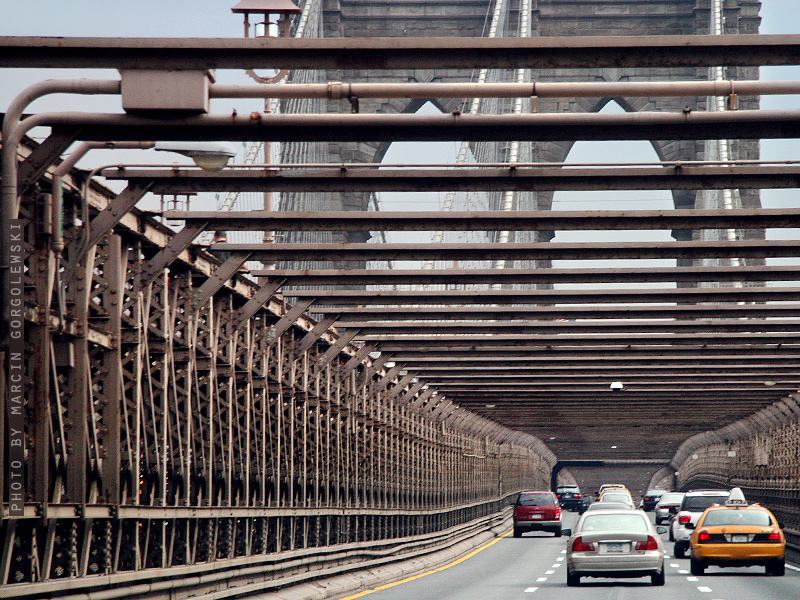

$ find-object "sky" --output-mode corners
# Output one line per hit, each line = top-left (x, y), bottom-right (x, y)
(1, 0), (799, 253)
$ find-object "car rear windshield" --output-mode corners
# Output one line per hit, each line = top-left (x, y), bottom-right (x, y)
(683, 495), (728, 511)
(557, 486), (579, 492)
(658, 493), (683, 504)
(601, 493), (630, 503)
(702, 510), (772, 527)
(518, 493), (556, 506)
(580, 513), (649, 533)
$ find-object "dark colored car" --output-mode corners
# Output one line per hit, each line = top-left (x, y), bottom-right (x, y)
(513, 491), (562, 537)
(641, 489), (668, 512)
(556, 485), (585, 512)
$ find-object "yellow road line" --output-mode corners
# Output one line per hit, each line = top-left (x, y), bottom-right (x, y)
(338, 532), (511, 600)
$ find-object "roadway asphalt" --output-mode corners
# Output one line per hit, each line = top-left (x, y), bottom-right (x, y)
(327, 511), (800, 600)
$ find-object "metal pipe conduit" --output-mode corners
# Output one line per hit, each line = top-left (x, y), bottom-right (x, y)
(210, 79), (800, 100)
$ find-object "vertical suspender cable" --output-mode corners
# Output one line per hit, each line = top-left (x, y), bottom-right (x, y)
(422, 0), (508, 270)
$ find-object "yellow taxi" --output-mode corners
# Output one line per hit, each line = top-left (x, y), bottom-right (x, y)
(687, 487), (785, 576)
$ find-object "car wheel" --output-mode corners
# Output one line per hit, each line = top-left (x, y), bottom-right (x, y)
(674, 543), (686, 559)
(651, 567), (665, 586)
(554, 528), (562, 538)
(513, 527), (522, 538)
(690, 557), (705, 575)
(668, 526), (674, 542)
(767, 559), (785, 576)
(566, 568), (580, 587)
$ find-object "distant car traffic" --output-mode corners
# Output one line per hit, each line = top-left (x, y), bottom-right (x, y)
(513, 491), (562, 538)
(672, 489), (731, 558)
(555, 485), (585, 512)
(641, 489), (668, 511)
(687, 488), (785, 576)
(654, 491), (685, 526)
(565, 509), (667, 586)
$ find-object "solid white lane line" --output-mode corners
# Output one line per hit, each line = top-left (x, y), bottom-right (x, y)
(787, 564), (800, 572)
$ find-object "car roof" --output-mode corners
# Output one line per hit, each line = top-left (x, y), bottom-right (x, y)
(519, 490), (554, 495)
(685, 489), (729, 495)
(586, 501), (632, 510)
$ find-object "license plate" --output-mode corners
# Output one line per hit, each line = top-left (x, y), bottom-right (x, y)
(605, 542), (625, 553)
(531, 514), (543, 520)
(731, 534), (748, 543)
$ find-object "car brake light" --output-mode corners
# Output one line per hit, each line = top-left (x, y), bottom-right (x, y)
(635, 536), (659, 551)
(555, 508), (561, 519)
(571, 536), (596, 552)
(556, 494), (561, 498)
(697, 529), (712, 543)
(767, 529), (782, 542)
(678, 515), (691, 524)
(574, 493), (582, 498)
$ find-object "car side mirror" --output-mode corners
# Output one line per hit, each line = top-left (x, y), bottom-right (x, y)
(561, 528), (572, 537)
(656, 526), (668, 535)
(684, 522), (695, 530)
(668, 507), (678, 514)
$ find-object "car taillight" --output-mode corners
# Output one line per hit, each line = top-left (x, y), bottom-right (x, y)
(635, 536), (659, 551)
(574, 493), (582, 498)
(556, 494), (561, 498)
(571, 537), (596, 552)
(678, 515), (691, 524)
(555, 508), (561, 519)
(697, 529), (712, 543)
(767, 529), (782, 542)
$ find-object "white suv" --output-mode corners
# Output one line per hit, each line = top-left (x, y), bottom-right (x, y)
(671, 489), (731, 558)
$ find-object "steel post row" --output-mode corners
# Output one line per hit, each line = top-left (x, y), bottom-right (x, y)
(0, 141), (557, 597)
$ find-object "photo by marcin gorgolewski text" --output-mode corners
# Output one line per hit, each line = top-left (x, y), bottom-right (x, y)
(6, 219), (25, 517)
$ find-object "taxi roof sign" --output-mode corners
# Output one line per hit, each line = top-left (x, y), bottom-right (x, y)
(725, 487), (748, 506)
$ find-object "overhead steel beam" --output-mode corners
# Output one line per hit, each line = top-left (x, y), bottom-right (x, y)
(282, 286), (800, 305)
(3, 35), (800, 69)
(325, 304), (800, 321)
(25, 109), (800, 144)
(249, 265), (800, 286)
(336, 319), (800, 335)
(367, 332), (800, 348)
(212, 240), (800, 262)
(111, 165), (800, 194)
(163, 208), (800, 231)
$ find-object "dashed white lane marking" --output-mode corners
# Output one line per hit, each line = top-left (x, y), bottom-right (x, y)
(556, 557), (565, 561)
(687, 576), (699, 581)
(788, 564), (800, 572)
(551, 563), (562, 568)
(524, 587), (538, 593)
(545, 570), (555, 574)
(670, 563), (680, 568)
(698, 586), (713, 593)
(678, 569), (689, 574)
(560, 550), (566, 554)
(536, 577), (547, 582)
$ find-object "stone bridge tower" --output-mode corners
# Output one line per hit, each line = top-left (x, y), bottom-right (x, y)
(312, 0), (761, 246)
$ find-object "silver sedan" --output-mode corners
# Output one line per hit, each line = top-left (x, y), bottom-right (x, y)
(565, 509), (667, 586)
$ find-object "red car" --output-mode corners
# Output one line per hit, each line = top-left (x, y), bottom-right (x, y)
(513, 491), (563, 537)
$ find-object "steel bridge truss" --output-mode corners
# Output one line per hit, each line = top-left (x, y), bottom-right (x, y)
(3, 32), (800, 597)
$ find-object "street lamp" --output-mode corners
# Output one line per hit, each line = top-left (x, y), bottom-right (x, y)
(231, 0), (301, 39)
(154, 141), (237, 171)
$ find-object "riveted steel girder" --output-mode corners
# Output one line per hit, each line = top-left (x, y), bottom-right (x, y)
(165, 208), (800, 231)
(109, 165), (800, 194)
(3, 35), (800, 69)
